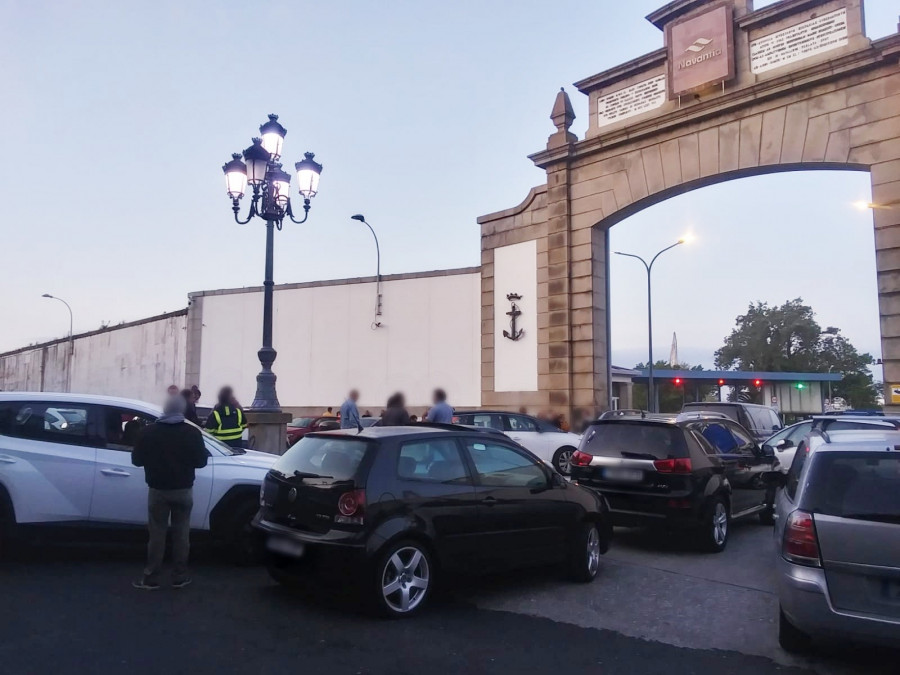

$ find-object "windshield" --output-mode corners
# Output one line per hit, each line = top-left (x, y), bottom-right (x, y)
(803, 452), (900, 522)
(272, 436), (370, 482)
(580, 422), (688, 460)
(290, 417), (314, 427)
(190, 423), (243, 455)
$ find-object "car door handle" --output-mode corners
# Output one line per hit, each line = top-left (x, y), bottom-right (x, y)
(0, 455), (16, 464)
(100, 468), (131, 477)
(482, 497), (497, 506)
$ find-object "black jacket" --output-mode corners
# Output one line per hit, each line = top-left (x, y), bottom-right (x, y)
(381, 407), (410, 426)
(132, 422), (208, 490)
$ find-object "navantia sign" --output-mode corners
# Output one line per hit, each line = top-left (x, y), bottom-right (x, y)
(667, 2), (735, 97)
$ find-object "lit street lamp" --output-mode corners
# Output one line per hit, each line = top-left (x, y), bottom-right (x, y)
(350, 214), (383, 328)
(615, 237), (689, 412)
(222, 114), (323, 412)
(41, 293), (74, 392)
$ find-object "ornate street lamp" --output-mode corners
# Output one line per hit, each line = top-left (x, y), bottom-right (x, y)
(222, 114), (323, 412)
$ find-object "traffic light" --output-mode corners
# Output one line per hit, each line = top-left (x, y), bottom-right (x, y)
(673, 378), (682, 386)
(717, 379), (725, 386)
(795, 382), (805, 390)
(753, 379), (762, 388)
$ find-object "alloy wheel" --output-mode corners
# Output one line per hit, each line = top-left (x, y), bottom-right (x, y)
(713, 502), (728, 546)
(381, 546), (430, 614)
(556, 448), (574, 475)
(586, 526), (601, 577)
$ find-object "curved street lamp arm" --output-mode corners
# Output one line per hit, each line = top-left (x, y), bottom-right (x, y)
(286, 198), (311, 224)
(614, 251), (649, 271)
(648, 240), (684, 272)
(232, 194), (259, 225)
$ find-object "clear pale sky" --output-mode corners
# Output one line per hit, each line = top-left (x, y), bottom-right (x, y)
(1, 1), (896, 369)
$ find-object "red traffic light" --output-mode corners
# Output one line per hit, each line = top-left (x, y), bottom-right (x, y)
(673, 378), (682, 386)
(753, 379), (762, 387)
(717, 379), (725, 386)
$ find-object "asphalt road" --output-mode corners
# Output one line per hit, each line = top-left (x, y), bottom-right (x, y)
(0, 523), (895, 675)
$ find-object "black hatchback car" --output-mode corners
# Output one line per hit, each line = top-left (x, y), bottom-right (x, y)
(254, 426), (612, 617)
(570, 417), (780, 552)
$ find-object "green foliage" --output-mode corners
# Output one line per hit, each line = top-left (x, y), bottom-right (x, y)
(715, 298), (878, 409)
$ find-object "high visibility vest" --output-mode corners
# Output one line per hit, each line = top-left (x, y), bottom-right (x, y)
(211, 406), (245, 441)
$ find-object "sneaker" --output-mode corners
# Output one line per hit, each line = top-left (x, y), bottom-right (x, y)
(171, 577), (192, 589)
(133, 578), (161, 591)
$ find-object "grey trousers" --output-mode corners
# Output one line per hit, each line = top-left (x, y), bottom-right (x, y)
(144, 487), (193, 583)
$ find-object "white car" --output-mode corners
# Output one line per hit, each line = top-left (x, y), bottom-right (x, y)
(0, 392), (277, 561)
(452, 410), (582, 475)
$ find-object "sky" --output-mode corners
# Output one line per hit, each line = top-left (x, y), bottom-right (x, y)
(0, 0), (896, 368)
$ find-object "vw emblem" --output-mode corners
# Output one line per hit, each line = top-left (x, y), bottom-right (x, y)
(287, 487), (297, 502)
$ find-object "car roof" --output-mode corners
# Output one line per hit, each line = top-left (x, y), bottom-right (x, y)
(0, 391), (161, 415)
(311, 425), (489, 440)
(683, 401), (774, 410)
(813, 432), (900, 452)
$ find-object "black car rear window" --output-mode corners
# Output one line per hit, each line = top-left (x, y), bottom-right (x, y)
(581, 422), (688, 460)
(802, 452), (900, 522)
(273, 436), (370, 482)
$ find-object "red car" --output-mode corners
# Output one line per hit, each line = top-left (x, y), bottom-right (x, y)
(286, 416), (341, 446)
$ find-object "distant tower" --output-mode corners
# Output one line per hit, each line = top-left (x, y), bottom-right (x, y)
(669, 332), (678, 366)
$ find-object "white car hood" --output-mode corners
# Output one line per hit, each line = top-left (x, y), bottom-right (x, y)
(222, 449), (279, 469)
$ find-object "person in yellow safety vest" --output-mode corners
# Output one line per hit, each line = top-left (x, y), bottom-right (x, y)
(205, 386), (247, 449)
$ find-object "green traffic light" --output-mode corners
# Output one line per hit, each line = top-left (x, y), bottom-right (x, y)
(796, 383), (805, 390)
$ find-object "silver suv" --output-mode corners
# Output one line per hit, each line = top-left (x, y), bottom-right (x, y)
(774, 431), (900, 652)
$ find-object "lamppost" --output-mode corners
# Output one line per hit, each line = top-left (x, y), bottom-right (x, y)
(350, 214), (383, 328)
(615, 237), (688, 412)
(222, 114), (323, 412)
(41, 293), (74, 392)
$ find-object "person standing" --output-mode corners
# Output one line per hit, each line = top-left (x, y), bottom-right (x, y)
(425, 389), (453, 424)
(322, 406), (335, 417)
(381, 392), (410, 426)
(131, 395), (207, 590)
(205, 386), (247, 449)
(180, 389), (200, 425)
(166, 384), (179, 397)
(340, 389), (361, 429)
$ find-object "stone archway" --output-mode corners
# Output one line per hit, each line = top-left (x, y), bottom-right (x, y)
(479, 0), (900, 421)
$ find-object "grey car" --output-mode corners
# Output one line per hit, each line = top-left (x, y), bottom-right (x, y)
(773, 431), (900, 652)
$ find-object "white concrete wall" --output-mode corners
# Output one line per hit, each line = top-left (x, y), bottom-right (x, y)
(493, 241), (538, 392)
(0, 313), (187, 405)
(197, 273), (481, 410)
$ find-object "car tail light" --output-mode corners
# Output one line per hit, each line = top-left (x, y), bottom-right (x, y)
(570, 450), (593, 467)
(782, 510), (821, 567)
(653, 457), (692, 473)
(336, 489), (366, 524)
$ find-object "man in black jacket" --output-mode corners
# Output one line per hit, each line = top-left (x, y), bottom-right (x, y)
(132, 395), (208, 590)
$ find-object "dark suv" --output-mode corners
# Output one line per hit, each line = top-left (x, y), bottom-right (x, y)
(570, 417), (780, 552)
(254, 426), (611, 617)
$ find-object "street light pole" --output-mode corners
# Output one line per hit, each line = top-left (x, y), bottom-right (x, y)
(222, 115), (323, 413)
(41, 293), (74, 392)
(350, 214), (383, 327)
(615, 239), (686, 412)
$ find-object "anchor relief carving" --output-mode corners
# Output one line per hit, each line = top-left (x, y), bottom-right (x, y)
(503, 293), (524, 341)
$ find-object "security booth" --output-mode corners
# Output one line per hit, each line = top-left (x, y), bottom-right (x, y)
(633, 369), (843, 415)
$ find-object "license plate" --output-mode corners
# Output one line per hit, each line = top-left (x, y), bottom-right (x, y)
(266, 537), (306, 558)
(603, 467), (644, 482)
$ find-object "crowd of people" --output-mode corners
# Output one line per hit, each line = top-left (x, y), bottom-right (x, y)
(336, 388), (452, 428)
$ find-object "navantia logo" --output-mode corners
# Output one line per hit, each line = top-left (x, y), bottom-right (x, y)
(685, 37), (712, 53)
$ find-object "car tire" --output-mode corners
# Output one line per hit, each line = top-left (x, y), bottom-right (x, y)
(778, 607), (812, 653)
(372, 539), (434, 618)
(225, 499), (264, 566)
(698, 496), (730, 553)
(552, 446), (577, 476)
(568, 522), (603, 583)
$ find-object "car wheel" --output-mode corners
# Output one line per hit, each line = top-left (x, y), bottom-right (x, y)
(373, 540), (433, 618)
(226, 499), (264, 566)
(778, 607), (812, 653)
(553, 446), (576, 476)
(698, 496), (729, 553)
(569, 522), (603, 582)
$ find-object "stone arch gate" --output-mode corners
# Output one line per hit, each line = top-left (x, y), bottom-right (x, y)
(478, 0), (900, 422)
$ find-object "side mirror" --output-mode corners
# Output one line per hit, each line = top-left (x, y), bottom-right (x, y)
(551, 472), (566, 487)
(761, 444), (776, 457)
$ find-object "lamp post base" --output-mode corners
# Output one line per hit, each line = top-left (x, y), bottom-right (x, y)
(245, 411), (291, 455)
(249, 367), (281, 413)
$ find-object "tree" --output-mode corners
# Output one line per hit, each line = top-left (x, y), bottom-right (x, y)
(715, 298), (878, 409)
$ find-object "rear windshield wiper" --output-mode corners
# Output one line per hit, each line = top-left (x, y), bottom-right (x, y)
(292, 470), (334, 480)
(620, 451), (660, 460)
(840, 513), (900, 524)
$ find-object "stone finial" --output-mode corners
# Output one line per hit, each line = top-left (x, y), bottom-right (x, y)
(548, 87), (577, 149)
